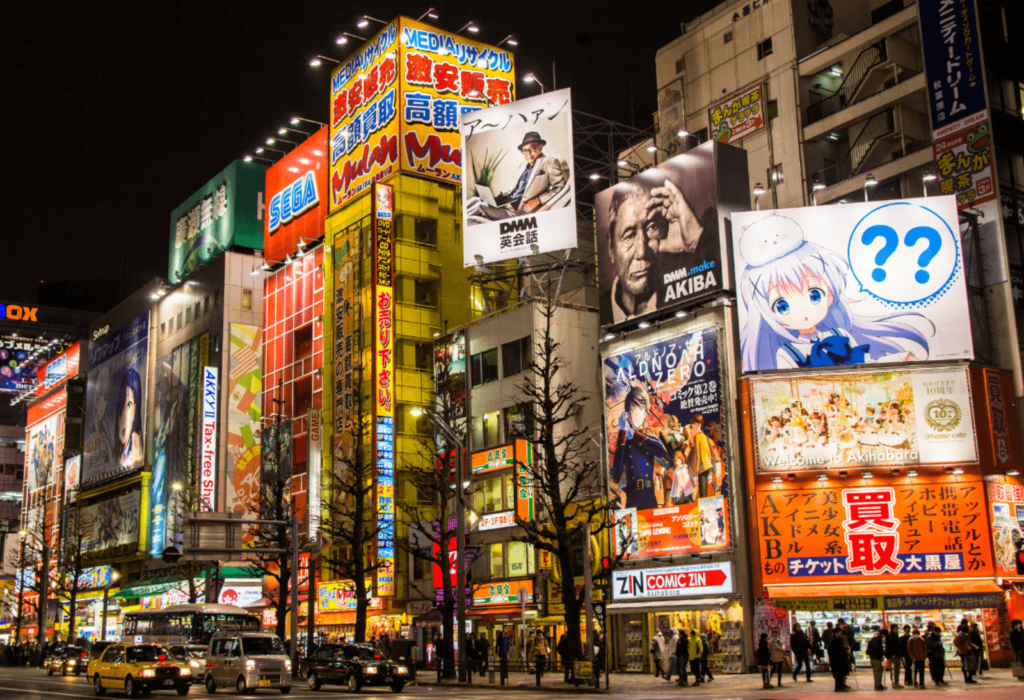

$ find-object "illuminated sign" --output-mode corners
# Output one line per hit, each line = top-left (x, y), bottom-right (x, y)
(37, 341), (80, 396)
(471, 444), (514, 475)
(317, 579), (380, 612)
(613, 562), (734, 600)
(373, 182), (395, 597)
(479, 512), (515, 531)
(200, 366), (218, 508)
(308, 408), (322, 539)
(0, 303), (38, 322)
(263, 128), (328, 263)
(269, 171), (319, 232)
(471, 579), (533, 606)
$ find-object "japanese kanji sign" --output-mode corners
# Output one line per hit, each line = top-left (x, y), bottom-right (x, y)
(932, 121), (995, 209)
(373, 182), (395, 597)
(986, 480), (1024, 579)
(709, 82), (765, 144)
(755, 481), (995, 585)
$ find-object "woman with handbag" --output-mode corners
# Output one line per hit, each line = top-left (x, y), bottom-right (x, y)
(954, 628), (977, 684)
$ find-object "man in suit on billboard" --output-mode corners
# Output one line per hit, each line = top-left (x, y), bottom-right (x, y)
(467, 131), (567, 220)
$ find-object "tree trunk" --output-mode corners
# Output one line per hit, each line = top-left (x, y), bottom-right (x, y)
(557, 546), (584, 675)
(276, 566), (289, 642)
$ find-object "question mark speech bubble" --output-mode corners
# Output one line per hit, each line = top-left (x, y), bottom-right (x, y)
(848, 202), (960, 307)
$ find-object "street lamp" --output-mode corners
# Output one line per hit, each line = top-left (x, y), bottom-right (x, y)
(496, 34), (518, 47)
(522, 73), (545, 93)
(457, 21), (479, 34)
(279, 127), (309, 137)
(335, 31), (362, 45)
(921, 170), (937, 197)
(291, 116), (326, 127)
(309, 55), (340, 67)
(358, 15), (388, 29)
(863, 173), (878, 202)
(812, 176), (826, 206)
(646, 144), (669, 165)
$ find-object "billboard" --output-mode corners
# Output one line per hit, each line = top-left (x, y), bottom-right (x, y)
(986, 481), (1024, 579)
(82, 314), (149, 484)
(26, 412), (61, 493)
(200, 367), (219, 508)
(748, 365), (978, 473)
(732, 197), (972, 372)
(318, 579), (379, 612)
(227, 324), (263, 515)
(597, 141), (749, 328)
(328, 16), (515, 210)
(612, 562), (734, 600)
(460, 88), (576, 265)
(932, 121), (995, 209)
(169, 160), (267, 284)
(604, 326), (731, 558)
(150, 344), (193, 556)
(36, 341), (80, 396)
(0, 336), (57, 394)
(709, 83), (765, 144)
(81, 488), (142, 554)
(471, 579), (533, 606)
(755, 482), (994, 585)
(264, 128), (328, 263)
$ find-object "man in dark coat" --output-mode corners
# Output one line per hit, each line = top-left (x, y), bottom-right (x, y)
(828, 628), (851, 692)
(475, 633), (491, 677)
(885, 623), (903, 688)
(790, 622), (813, 682)
(926, 625), (948, 686)
(899, 624), (913, 687)
(674, 629), (690, 686)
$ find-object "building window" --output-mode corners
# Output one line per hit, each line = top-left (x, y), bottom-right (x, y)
(507, 542), (535, 577)
(161, 322), (166, 337)
(767, 99), (779, 120)
(501, 337), (530, 378)
(472, 410), (500, 449)
(242, 289), (252, 311)
(185, 307), (192, 325)
(176, 312), (183, 330)
(769, 163), (784, 187)
(489, 542), (504, 578)
(504, 404), (533, 440)
(204, 297), (210, 315)
(413, 547), (432, 580)
(194, 302), (201, 320)
(757, 37), (773, 61)
(674, 57), (684, 74)
(213, 289), (221, 308)
(694, 128), (709, 144)
(471, 348), (499, 386)
(724, 31), (733, 44)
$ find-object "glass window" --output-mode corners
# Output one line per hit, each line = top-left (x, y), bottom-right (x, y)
(161, 322), (166, 337)
(472, 410), (500, 449)
(508, 542), (530, 577)
(501, 337), (530, 378)
(504, 404), (532, 439)
(489, 543), (504, 578)
(127, 646), (171, 663)
(757, 37), (773, 60)
(471, 348), (499, 386)
(242, 290), (252, 311)
(176, 313), (183, 330)
(241, 636), (284, 655)
(185, 307), (192, 325)
(194, 302), (201, 320)
(482, 476), (503, 512)
(504, 473), (515, 511)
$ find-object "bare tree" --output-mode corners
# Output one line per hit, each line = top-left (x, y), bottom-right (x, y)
(53, 503), (89, 642)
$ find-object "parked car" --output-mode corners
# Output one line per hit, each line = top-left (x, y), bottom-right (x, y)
(203, 632), (292, 695)
(86, 642), (191, 696)
(299, 643), (410, 693)
(44, 645), (90, 676)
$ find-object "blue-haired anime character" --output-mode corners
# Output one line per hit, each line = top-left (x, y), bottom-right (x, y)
(738, 213), (933, 371)
(116, 367), (145, 467)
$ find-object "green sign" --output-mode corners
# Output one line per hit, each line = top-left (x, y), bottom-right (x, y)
(168, 160), (267, 283)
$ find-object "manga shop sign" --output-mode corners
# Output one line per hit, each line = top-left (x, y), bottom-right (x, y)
(612, 562), (733, 600)
(932, 122), (995, 209)
(754, 482), (995, 585)
(709, 83), (764, 144)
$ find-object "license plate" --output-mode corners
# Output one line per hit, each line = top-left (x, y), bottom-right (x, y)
(259, 680), (271, 688)
(164, 680), (175, 686)
(385, 677), (393, 683)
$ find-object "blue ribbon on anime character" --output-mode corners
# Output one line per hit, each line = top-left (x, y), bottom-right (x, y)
(737, 213), (933, 371)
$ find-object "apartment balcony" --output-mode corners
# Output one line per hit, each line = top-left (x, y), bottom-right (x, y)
(813, 147), (933, 205)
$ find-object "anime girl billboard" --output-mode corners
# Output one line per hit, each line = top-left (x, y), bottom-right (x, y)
(732, 197), (973, 373)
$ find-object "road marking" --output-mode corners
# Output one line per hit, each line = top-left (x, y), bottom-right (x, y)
(0, 687), (94, 698)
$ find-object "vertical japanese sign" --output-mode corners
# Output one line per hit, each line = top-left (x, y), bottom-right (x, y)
(604, 326), (731, 558)
(755, 482), (995, 584)
(308, 408), (322, 540)
(919, 0), (994, 210)
(985, 481), (1024, 578)
(708, 82), (765, 144)
(515, 439), (535, 522)
(983, 368), (1010, 465)
(200, 367), (219, 509)
(332, 218), (361, 527)
(150, 343), (192, 556)
(372, 182), (396, 597)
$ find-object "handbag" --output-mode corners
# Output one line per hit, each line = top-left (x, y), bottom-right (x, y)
(1011, 660), (1024, 678)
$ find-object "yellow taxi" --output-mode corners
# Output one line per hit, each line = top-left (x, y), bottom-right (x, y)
(87, 642), (191, 697)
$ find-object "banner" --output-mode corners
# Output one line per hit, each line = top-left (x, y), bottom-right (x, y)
(150, 344), (192, 556)
(26, 412), (61, 493)
(460, 88), (577, 265)
(308, 408), (322, 540)
(612, 562), (734, 600)
(80, 488), (142, 554)
(200, 367), (219, 508)
(227, 324), (263, 515)
(604, 326), (731, 558)
(709, 83), (765, 144)
(749, 365), (978, 473)
(0, 336), (55, 394)
(471, 579), (533, 606)
(36, 341), (80, 396)
(317, 580), (379, 612)
(732, 198), (972, 372)
(756, 482), (995, 585)
(597, 141), (748, 327)
(82, 314), (149, 484)
(987, 481), (1024, 578)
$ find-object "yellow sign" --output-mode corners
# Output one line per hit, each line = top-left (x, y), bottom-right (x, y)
(373, 182), (396, 597)
(771, 597), (881, 611)
(573, 661), (593, 679)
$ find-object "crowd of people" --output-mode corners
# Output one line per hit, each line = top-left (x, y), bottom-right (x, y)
(648, 626), (715, 687)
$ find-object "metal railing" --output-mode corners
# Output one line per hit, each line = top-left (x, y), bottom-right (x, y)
(807, 39), (887, 124)
(814, 109), (895, 189)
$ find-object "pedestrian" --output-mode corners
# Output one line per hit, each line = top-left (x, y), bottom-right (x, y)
(828, 628), (851, 693)
(650, 630), (664, 678)
(663, 628), (677, 681)
(954, 626), (977, 683)
(700, 632), (714, 682)
(533, 630), (549, 686)
(675, 629), (690, 686)
(595, 631), (606, 676)
(899, 624), (913, 687)
(907, 628), (927, 688)
(756, 632), (771, 689)
(790, 622), (812, 682)
(866, 626), (887, 690)
(1010, 619), (1024, 670)
(557, 633), (570, 682)
(885, 623), (903, 688)
(688, 629), (703, 685)
(810, 620), (823, 662)
(969, 622), (985, 678)
(476, 632), (490, 676)
(822, 621), (835, 651)
(769, 628), (785, 687)
(926, 625), (948, 687)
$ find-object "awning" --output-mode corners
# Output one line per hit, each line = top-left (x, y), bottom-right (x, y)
(468, 605), (529, 620)
(111, 575), (187, 599)
(766, 580), (1004, 612)
(606, 597), (733, 614)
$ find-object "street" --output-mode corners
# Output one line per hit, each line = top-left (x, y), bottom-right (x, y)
(0, 666), (1021, 700)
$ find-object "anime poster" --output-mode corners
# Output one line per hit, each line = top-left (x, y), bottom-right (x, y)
(80, 489), (142, 554)
(750, 366), (978, 473)
(260, 422), (292, 515)
(227, 324), (263, 515)
(0, 336), (53, 394)
(82, 314), (149, 484)
(26, 413), (60, 493)
(149, 344), (191, 556)
(986, 482), (1024, 577)
(604, 326), (730, 558)
(732, 198), (973, 373)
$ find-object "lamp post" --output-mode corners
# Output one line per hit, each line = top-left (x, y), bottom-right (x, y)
(646, 144), (670, 166)
(523, 73), (545, 94)
(922, 170), (936, 197)
(753, 183), (766, 211)
(863, 173), (878, 202)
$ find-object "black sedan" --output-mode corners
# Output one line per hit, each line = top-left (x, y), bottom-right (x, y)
(44, 645), (90, 676)
(299, 644), (411, 693)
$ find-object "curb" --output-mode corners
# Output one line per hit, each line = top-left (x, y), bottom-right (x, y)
(408, 679), (604, 693)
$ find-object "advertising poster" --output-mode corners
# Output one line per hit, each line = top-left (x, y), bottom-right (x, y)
(168, 160), (267, 284)
(732, 197), (972, 372)
(264, 128), (328, 263)
(0, 336), (57, 394)
(709, 82), (765, 144)
(756, 483), (995, 585)
(918, 0), (987, 140)
(318, 579), (379, 612)
(460, 88), (576, 266)
(986, 482), (1024, 578)
(373, 182), (396, 597)
(604, 326), (731, 558)
(749, 366), (978, 473)
(26, 413), (60, 493)
(36, 341), (80, 396)
(227, 324), (263, 515)
(150, 344), (192, 556)
(82, 314), (149, 484)
(596, 141), (748, 327)
(932, 122), (995, 209)
(433, 329), (466, 445)
(80, 489), (142, 554)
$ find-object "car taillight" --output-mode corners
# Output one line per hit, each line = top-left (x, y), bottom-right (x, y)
(374, 654), (381, 659)
(158, 655), (166, 661)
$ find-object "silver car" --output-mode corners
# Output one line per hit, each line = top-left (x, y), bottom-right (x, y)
(204, 632), (292, 695)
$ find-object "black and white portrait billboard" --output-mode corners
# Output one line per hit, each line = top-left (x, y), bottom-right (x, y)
(461, 88), (577, 266)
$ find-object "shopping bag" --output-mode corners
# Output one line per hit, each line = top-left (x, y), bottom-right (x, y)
(1011, 661), (1024, 678)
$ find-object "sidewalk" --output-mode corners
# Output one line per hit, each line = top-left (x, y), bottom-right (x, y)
(411, 667), (1024, 693)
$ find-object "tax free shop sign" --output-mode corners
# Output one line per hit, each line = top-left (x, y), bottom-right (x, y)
(612, 562), (734, 600)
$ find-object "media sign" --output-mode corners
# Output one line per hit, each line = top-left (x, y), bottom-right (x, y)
(200, 367), (219, 508)
(264, 127), (328, 263)
(479, 511), (515, 531)
(612, 562), (734, 600)
(373, 182), (396, 597)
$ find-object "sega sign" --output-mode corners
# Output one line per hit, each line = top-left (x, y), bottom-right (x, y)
(269, 171), (320, 233)
(612, 562), (734, 600)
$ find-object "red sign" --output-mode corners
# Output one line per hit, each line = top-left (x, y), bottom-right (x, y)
(35, 341), (80, 396)
(263, 127), (329, 263)
(432, 535), (457, 589)
(612, 562), (734, 600)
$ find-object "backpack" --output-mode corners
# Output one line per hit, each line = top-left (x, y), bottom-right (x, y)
(867, 636), (883, 659)
(849, 636), (861, 652)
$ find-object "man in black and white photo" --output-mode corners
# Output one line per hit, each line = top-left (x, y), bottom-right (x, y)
(466, 131), (568, 222)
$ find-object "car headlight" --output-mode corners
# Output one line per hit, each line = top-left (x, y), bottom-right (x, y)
(284, 659), (292, 672)
(180, 667), (191, 676)
(365, 667), (377, 675)
(245, 660), (256, 672)
(396, 666), (408, 675)
(140, 669), (155, 678)
(190, 659), (202, 669)
(68, 660), (77, 665)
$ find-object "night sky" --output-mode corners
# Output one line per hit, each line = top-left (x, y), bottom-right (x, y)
(3, 0), (715, 304)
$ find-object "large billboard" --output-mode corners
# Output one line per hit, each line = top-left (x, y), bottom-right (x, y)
(227, 324), (263, 516)
(597, 141), (748, 328)
(328, 16), (515, 210)
(36, 341), (80, 396)
(81, 488), (142, 554)
(986, 481), (1024, 579)
(460, 88), (576, 266)
(264, 128), (328, 263)
(26, 412), (61, 493)
(732, 197), (972, 373)
(755, 482), (994, 585)
(748, 365), (978, 473)
(169, 160), (267, 284)
(604, 326), (731, 558)
(0, 336), (58, 394)
(82, 314), (149, 484)
(150, 343), (193, 556)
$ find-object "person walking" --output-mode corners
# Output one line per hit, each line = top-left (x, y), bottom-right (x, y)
(866, 626), (887, 690)
(791, 622), (813, 682)
(533, 630), (549, 687)
(822, 621), (835, 650)
(688, 629), (703, 685)
(969, 622), (985, 678)
(907, 628), (927, 688)
(650, 630), (664, 678)
(1010, 619), (1024, 670)
(756, 633), (771, 690)
(810, 620), (823, 663)
(663, 628), (677, 681)
(885, 623), (903, 688)
(899, 625), (913, 688)
(700, 632), (714, 682)
(769, 628), (785, 688)
(828, 628), (851, 693)
(954, 626), (977, 684)
(557, 633), (570, 682)
(926, 625), (948, 687)
(675, 629), (690, 686)
(476, 632), (490, 677)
